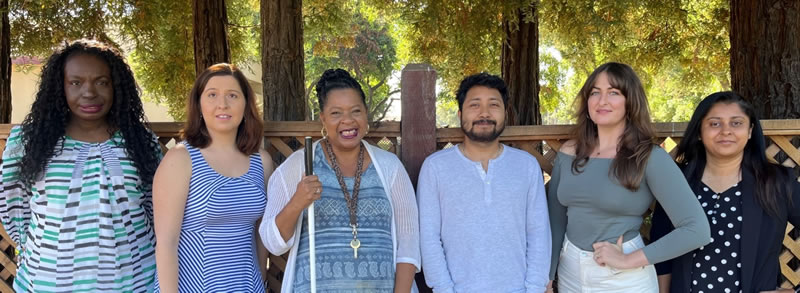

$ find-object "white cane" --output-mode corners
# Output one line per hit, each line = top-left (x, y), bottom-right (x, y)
(303, 137), (317, 293)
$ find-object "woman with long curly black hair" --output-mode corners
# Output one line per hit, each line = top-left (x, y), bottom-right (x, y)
(0, 39), (161, 292)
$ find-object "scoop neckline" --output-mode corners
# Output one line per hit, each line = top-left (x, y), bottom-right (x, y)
(557, 151), (614, 160)
(315, 143), (374, 179)
(197, 149), (254, 179)
(64, 131), (121, 144)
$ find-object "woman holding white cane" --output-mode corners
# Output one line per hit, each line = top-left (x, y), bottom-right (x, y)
(260, 69), (420, 292)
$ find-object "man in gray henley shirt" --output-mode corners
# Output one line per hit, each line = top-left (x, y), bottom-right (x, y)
(417, 73), (551, 293)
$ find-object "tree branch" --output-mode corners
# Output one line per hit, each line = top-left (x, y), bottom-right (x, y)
(374, 95), (396, 122)
(305, 77), (320, 120)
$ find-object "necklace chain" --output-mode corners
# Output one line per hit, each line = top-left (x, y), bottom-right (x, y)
(322, 139), (365, 229)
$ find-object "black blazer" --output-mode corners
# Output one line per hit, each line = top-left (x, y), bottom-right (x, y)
(651, 168), (800, 292)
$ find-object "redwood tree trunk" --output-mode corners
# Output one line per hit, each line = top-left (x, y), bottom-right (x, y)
(0, 0), (10, 123)
(193, 0), (231, 75)
(730, 0), (800, 119)
(261, 0), (306, 121)
(502, 3), (540, 126)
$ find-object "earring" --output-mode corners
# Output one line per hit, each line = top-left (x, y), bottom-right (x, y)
(321, 127), (328, 138)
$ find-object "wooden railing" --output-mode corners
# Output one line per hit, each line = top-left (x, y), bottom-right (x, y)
(0, 120), (799, 291)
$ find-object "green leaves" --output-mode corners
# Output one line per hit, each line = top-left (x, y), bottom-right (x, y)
(539, 0), (730, 123)
(10, 0), (731, 123)
(305, 5), (399, 122)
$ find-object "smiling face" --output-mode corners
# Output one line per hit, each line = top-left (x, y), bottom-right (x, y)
(587, 72), (627, 129)
(320, 88), (368, 151)
(458, 85), (506, 143)
(700, 102), (753, 160)
(199, 75), (246, 135)
(63, 54), (113, 125)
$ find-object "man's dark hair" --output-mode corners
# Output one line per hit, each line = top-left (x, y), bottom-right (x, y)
(454, 72), (508, 111)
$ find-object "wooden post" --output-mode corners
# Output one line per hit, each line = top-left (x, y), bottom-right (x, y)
(400, 64), (437, 187)
(0, 0), (10, 124)
(401, 64), (436, 293)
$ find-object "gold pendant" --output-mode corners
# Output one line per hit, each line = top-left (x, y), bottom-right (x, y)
(350, 238), (361, 259)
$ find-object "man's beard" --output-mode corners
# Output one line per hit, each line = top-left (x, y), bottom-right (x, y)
(461, 118), (505, 143)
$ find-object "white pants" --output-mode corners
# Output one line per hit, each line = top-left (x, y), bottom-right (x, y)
(557, 235), (658, 293)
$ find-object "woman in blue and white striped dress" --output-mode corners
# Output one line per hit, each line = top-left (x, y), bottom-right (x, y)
(153, 63), (274, 292)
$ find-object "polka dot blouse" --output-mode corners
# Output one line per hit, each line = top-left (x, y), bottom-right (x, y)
(690, 182), (743, 293)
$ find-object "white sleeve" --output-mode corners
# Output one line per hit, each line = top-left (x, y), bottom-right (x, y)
(0, 126), (30, 247)
(260, 160), (300, 255)
(389, 163), (421, 271)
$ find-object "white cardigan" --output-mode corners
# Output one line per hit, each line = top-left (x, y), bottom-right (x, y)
(259, 140), (420, 292)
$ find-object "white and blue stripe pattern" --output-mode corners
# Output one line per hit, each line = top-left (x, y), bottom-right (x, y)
(156, 143), (266, 292)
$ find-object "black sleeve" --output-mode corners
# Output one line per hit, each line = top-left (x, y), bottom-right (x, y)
(650, 202), (675, 275)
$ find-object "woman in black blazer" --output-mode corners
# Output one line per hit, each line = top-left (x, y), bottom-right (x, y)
(651, 91), (800, 293)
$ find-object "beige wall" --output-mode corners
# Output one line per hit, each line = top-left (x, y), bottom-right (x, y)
(9, 64), (175, 123)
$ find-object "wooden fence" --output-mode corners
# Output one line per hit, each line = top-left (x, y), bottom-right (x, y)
(0, 120), (799, 291)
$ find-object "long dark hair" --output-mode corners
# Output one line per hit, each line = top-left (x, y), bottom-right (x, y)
(182, 63), (263, 154)
(17, 39), (161, 188)
(571, 62), (656, 191)
(675, 91), (793, 218)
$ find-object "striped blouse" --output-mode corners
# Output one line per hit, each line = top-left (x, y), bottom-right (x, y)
(0, 126), (159, 292)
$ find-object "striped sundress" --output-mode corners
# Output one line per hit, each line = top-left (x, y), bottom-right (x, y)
(154, 143), (266, 292)
(0, 126), (159, 292)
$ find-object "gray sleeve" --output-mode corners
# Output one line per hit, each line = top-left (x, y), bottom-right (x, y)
(417, 158), (456, 292)
(641, 148), (711, 264)
(546, 154), (567, 280)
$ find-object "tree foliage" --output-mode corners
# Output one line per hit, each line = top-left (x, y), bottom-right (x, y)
(10, 0), (124, 58)
(371, 0), (535, 90)
(539, 0), (730, 123)
(10, 0), (260, 120)
(9, 0), (734, 124)
(124, 0), (259, 120)
(304, 2), (400, 121)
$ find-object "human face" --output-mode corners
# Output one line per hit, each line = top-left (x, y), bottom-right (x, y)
(587, 72), (626, 128)
(700, 102), (753, 160)
(199, 75), (246, 135)
(320, 88), (368, 151)
(64, 54), (113, 125)
(458, 86), (506, 143)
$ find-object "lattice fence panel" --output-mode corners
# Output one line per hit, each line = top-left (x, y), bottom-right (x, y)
(766, 135), (800, 288)
(2, 121), (800, 291)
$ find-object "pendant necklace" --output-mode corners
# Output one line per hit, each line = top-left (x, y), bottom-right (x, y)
(323, 139), (365, 259)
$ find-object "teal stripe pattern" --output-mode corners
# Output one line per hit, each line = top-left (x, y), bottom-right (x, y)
(0, 126), (160, 292)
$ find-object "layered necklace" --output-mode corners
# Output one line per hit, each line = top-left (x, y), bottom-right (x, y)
(323, 139), (365, 259)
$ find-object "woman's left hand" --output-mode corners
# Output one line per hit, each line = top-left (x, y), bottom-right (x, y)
(592, 235), (628, 269)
